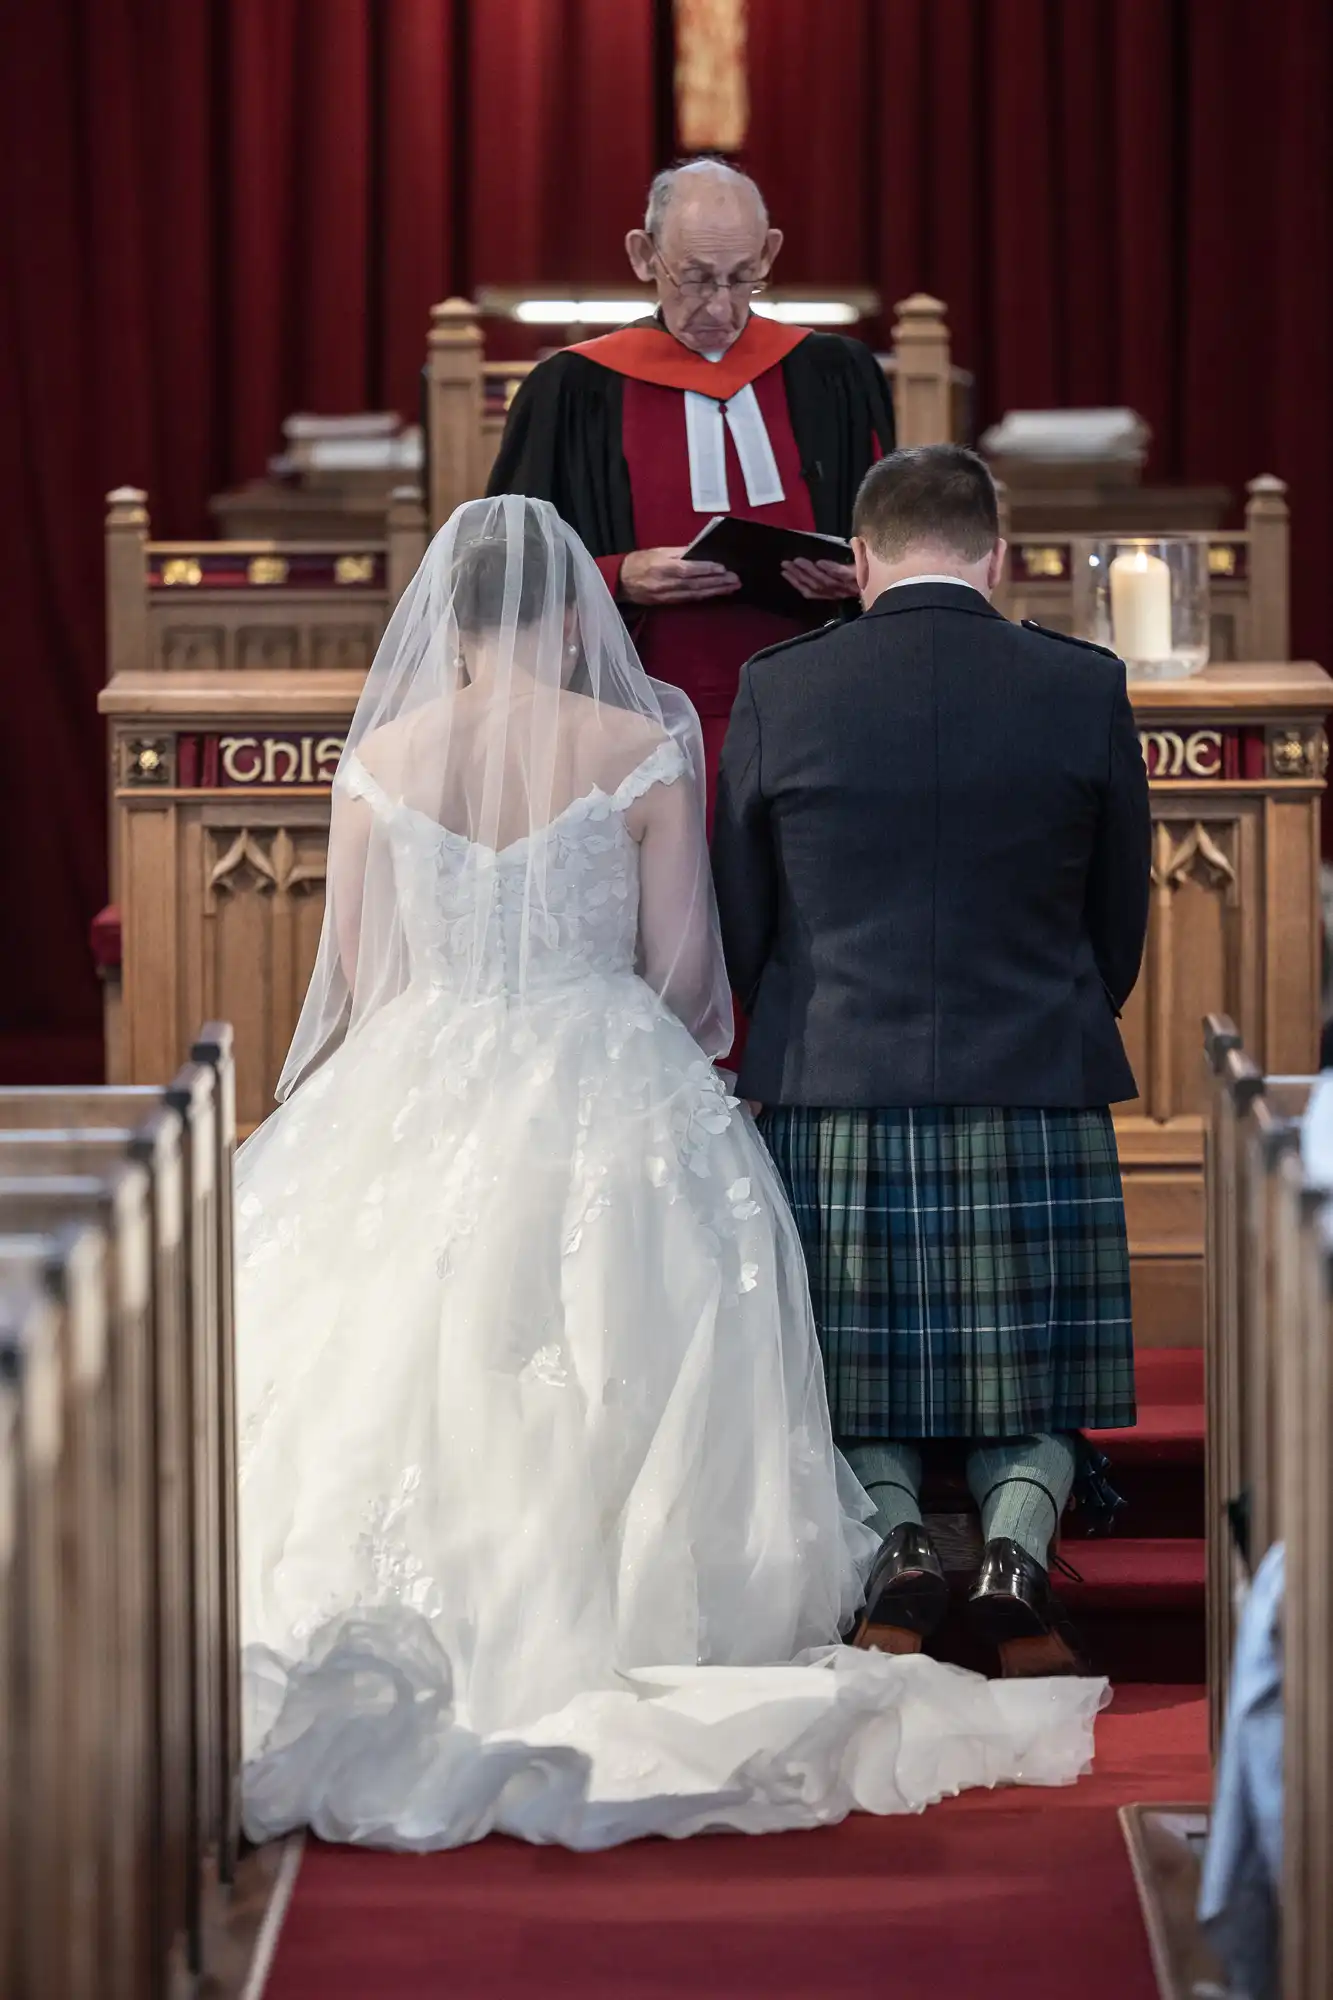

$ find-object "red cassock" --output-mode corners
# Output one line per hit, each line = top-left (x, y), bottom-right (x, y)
(488, 312), (895, 814)
(589, 365), (818, 827)
(486, 314), (895, 1053)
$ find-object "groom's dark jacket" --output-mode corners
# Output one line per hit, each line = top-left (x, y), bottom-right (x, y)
(711, 580), (1152, 1109)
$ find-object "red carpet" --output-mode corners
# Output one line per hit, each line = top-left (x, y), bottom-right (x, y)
(264, 1350), (1209, 1998)
(264, 1687), (1208, 2000)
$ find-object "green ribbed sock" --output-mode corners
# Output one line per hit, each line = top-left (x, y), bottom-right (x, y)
(966, 1433), (1078, 1570)
(844, 1440), (924, 1540)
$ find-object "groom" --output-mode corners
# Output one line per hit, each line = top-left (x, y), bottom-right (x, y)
(712, 445), (1152, 1675)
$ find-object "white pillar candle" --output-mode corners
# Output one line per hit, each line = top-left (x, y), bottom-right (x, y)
(1109, 548), (1173, 662)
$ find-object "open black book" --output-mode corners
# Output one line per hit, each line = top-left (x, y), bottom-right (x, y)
(682, 515), (854, 620)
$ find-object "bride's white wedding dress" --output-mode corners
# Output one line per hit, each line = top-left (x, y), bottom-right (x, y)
(237, 730), (1107, 1853)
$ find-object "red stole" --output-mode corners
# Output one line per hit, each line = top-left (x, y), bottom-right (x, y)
(569, 315), (811, 401)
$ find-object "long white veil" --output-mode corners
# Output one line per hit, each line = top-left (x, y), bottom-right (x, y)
(277, 495), (732, 1101)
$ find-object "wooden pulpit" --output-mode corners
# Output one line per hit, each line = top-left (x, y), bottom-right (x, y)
(1123, 664), (1329, 1343)
(102, 476), (1331, 1319)
(98, 487), (426, 1132)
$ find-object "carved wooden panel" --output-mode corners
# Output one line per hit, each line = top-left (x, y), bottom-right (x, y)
(236, 626), (299, 673)
(121, 804), (180, 1086)
(161, 626), (225, 673)
(149, 600), (389, 675)
(178, 806), (331, 1132)
(1116, 804), (1255, 1344)
(310, 625), (378, 672)
(1118, 807), (1259, 1129)
(1210, 608), (1238, 661)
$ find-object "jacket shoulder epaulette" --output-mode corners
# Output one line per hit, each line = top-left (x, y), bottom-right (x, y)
(745, 617), (844, 670)
(1019, 619), (1120, 662)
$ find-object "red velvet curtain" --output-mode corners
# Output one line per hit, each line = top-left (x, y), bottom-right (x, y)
(744, 0), (1333, 664)
(2, 0), (1331, 1078)
(0, 0), (657, 1076)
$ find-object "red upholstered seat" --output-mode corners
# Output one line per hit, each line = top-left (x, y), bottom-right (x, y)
(90, 903), (122, 972)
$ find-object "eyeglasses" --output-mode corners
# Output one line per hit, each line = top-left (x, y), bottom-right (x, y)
(650, 246), (770, 304)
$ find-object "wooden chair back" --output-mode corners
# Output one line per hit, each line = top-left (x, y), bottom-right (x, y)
(164, 1058), (240, 1893)
(0, 1225), (110, 2000)
(1206, 1052), (1316, 1737)
(189, 1025), (242, 1882)
(0, 1098), (197, 1993)
(1279, 1185), (1333, 2000)
(0, 1265), (66, 2000)
(0, 1168), (155, 2000)
(0, 1053), (241, 1974)
(0, 1339), (14, 1998)
(997, 476), (1291, 664)
(1238, 1079), (1316, 1576)
(1203, 1018), (1255, 1750)
(105, 487), (428, 689)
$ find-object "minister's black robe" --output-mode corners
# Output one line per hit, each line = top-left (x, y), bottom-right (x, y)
(487, 324), (895, 558)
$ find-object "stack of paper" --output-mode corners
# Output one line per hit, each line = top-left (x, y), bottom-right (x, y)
(981, 408), (1150, 465)
(271, 416), (423, 479)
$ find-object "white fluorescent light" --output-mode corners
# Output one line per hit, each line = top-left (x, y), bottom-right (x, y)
(754, 300), (860, 326)
(513, 299), (649, 324)
(512, 297), (863, 328)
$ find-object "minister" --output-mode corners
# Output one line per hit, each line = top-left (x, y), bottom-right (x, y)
(487, 159), (895, 815)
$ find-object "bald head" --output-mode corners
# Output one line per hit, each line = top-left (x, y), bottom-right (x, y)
(643, 159), (768, 238)
(627, 158), (782, 355)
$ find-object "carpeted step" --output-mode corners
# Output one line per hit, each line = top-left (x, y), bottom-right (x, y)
(1086, 1347), (1204, 1542)
(919, 1349), (1205, 1539)
(924, 1537), (1205, 1684)
(1090, 1347), (1203, 1465)
(1061, 1538), (1206, 1685)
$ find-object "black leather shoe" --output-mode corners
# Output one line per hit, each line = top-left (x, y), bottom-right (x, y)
(967, 1537), (1087, 1676)
(853, 1523), (949, 1652)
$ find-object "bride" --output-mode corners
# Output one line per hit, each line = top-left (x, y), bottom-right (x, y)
(237, 494), (1106, 1851)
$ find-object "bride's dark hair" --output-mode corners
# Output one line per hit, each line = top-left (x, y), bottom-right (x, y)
(451, 507), (577, 639)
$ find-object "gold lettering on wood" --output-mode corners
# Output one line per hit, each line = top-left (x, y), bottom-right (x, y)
(219, 737), (263, 784)
(215, 734), (346, 786)
(248, 556), (290, 586)
(1183, 732), (1223, 777)
(1139, 729), (1224, 781)
(261, 739), (301, 786)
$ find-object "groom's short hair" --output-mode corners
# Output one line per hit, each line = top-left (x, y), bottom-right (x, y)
(853, 445), (999, 563)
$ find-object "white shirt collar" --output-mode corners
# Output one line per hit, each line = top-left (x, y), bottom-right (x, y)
(885, 574), (983, 593)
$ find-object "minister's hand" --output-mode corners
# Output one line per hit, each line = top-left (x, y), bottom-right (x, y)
(782, 557), (861, 602)
(620, 547), (743, 606)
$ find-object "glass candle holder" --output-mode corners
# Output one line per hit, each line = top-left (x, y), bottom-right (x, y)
(1074, 536), (1211, 680)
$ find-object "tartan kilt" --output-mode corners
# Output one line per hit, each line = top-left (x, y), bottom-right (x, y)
(759, 1105), (1136, 1441)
